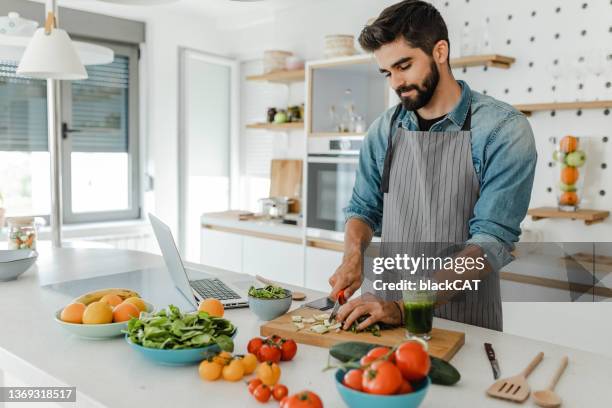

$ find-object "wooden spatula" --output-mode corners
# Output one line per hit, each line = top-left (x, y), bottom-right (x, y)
(486, 351), (544, 402)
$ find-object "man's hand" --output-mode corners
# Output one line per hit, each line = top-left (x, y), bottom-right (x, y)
(329, 252), (363, 300)
(335, 293), (402, 331)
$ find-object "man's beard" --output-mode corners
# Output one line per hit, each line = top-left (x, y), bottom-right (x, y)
(395, 60), (440, 111)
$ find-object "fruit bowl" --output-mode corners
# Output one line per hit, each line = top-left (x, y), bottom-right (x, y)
(335, 369), (430, 408)
(54, 302), (154, 340)
(125, 328), (238, 366)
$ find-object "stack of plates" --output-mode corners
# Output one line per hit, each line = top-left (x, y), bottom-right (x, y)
(324, 35), (356, 59)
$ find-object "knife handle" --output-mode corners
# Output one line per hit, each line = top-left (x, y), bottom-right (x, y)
(338, 289), (346, 305)
(484, 342), (496, 362)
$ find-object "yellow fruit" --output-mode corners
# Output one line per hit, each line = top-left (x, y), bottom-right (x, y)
(222, 359), (245, 382)
(199, 360), (223, 381)
(73, 288), (140, 306)
(82, 301), (113, 324)
(198, 298), (224, 317)
(212, 351), (233, 365)
(99, 294), (123, 307)
(241, 353), (258, 375)
(113, 302), (140, 322)
(122, 297), (147, 312)
(256, 362), (281, 386)
(60, 303), (86, 324)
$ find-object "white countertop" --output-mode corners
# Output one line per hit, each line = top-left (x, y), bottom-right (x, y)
(201, 211), (303, 239)
(1, 246), (611, 408)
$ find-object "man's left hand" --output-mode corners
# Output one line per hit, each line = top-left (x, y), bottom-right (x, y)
(335, 293), (402, 331)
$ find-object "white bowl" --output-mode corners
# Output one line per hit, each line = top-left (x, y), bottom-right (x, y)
(54, 302), (154, 340)
(0, 250), (37, 281)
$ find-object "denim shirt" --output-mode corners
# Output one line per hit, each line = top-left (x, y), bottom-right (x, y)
(344, 80), (537, 271)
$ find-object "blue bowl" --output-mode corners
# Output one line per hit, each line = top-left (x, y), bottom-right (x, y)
(125, 329), (237, 366)
(248, 289), (292, 321)
(335, 369), (430, 408)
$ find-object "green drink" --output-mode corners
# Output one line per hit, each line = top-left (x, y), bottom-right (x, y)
(402, 289), (435, 340)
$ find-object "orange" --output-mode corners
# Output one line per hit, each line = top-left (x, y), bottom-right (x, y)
(99, 294), (123, 307)
(198, 298), (224, 317)
(60, 302), (86, 324)
(559, 192), (579, 206)
(560, 167), (579, 185)
(113, 302), (140, 322)
(560, 135), (578, 153)
(82, 301), (113, 324)
(122, 297), (147, 312)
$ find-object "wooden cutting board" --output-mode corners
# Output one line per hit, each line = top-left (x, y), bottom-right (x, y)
(269, 159), (302, 199)
(260, 307), (465, 361)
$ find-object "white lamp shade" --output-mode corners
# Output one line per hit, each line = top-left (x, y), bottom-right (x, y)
(17, 27), (87, 80)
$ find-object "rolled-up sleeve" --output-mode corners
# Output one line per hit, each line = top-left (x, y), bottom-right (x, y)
(467, 113), (537, 271)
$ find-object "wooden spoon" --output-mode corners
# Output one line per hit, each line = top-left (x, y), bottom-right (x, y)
(486, 351), (544, 402)
(533, 356), (569, 408)
(255, 275), (306, 301)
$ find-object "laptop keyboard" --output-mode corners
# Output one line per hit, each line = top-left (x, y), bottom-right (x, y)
(191, 278), (242, 301)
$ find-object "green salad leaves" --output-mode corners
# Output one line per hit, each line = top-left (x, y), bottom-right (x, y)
(124, 304), (235, 351)
(248, 285), (288, 299)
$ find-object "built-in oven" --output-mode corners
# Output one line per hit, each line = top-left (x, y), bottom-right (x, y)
(306, 136), (363, 242)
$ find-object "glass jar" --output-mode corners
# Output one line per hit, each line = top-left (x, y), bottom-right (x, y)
(7, 217), (37, 250)
(552, 135), (586, 211)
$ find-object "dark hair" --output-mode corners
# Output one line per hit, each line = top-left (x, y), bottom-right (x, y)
(359, 0), (450, 57)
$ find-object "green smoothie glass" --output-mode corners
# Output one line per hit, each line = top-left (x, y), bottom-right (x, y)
(402, 289), (435, 340)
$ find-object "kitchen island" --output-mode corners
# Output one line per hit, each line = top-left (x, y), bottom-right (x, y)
(1, 246), (611, 407)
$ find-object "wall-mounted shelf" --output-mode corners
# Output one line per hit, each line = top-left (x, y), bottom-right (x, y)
(449, 54), (515, 69)
(246, 122), (304, 131)
(246, 69), (305, 83)
(528, 207), (610, 225)
(515, 101), (612, 116)
(309, 132), (366, 138)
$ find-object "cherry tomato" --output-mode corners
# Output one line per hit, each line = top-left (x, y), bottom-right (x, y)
(359, 354), (377, 367)
(253, 384), (271, 403)
(241, 353), (258, 375)
(394, 341), (431, 381)
(362, 360), (403, 395)
(248, 337), (264, 355)
(280, 339), (298, 361)
(198, 360), (222, 381)
(268, 334), (283, 344)
(280, 390), (323, 408)
(222, 359), (245, 381)
(256, 361), (281, 386)
(396, 380), (414, 394)
(366, 346), (394, 363)
(342, 368), (363, 391)
(248, 378), (263, 394)
(272, 384), (289, 401)
(257, 343), (281, 363)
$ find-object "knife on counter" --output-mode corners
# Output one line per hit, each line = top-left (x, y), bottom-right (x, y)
(328, 289), (346, 322)
(484, 342), (501, 380)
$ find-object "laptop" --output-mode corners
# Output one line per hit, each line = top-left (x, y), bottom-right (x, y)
(149, 214), (249, 309)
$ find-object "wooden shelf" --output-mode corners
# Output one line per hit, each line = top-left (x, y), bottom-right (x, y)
(449, 54), (515, 69)
(514, 100), (612, 115)
(528, 207), (610, 225)
(246, 122), (304, 131)
(246, 69), (305, 83)
(309, 132), (366, 138)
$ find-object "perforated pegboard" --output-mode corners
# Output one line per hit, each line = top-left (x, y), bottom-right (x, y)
(434, 0), (612, 241)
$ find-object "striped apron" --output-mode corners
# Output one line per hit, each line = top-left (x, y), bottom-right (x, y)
(377, 103), (503, 331)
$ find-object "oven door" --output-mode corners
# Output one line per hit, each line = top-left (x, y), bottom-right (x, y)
(307, 156), (358, 239)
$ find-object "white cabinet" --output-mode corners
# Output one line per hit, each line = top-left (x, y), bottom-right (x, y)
(200, 228), (243, 272)
(242, 236), (304, 286)
(305, 247), (343, 292)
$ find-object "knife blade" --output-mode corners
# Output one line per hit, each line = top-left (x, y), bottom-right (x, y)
(484, 342), (501, 380)
(328, 289), (346, 322)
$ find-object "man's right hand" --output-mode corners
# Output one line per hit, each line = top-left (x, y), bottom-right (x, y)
(329, 251), (363, 300)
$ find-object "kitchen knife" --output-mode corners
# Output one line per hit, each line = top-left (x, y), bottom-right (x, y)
(328, 289), (346, 322)
(484, 342), (501, 380)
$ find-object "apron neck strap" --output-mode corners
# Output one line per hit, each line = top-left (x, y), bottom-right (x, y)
(380, 104), (403, 194)
(461, 100), (472, 132)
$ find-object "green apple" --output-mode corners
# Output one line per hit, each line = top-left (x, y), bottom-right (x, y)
(558, 182), (577, 192)
(565, 150), (586, 167)
(552, 150), (566, 163)
(274, 110), (288, 124)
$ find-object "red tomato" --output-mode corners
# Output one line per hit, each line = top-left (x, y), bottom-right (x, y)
(248, 378), (262, 395)
(247, 337), (264, 355)
(342, 369), (363, 391)
(280, 339), (298, 361)
(268, 334), (283, 344)
(272, 384), (289, 401)
(257, 343), (281, 363)
(394, 341), (431, 381)
(253, 384), (271, 403)
(366, 346), (394, 363)
(359, 354), (377, 367)
(396, 380), (414, 394)
(280, 390), (323, 408)
(362, 360), (403, 395)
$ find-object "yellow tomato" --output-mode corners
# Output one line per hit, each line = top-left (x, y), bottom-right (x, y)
(256, 362), (281, 386)
(199, 360), (222, 381)
(241, 353), (258, 375)
(213, 351), (233, 365)
(222, 359), (245, 382)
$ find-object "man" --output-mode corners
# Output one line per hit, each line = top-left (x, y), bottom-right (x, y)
(330, 0), (536, 332)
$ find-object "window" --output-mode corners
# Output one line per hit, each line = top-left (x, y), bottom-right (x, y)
(0, 40), (140, 223)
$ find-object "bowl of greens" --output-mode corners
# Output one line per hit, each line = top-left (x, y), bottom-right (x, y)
(124, 305), (236, 366)
(247, 285), (293, 321)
